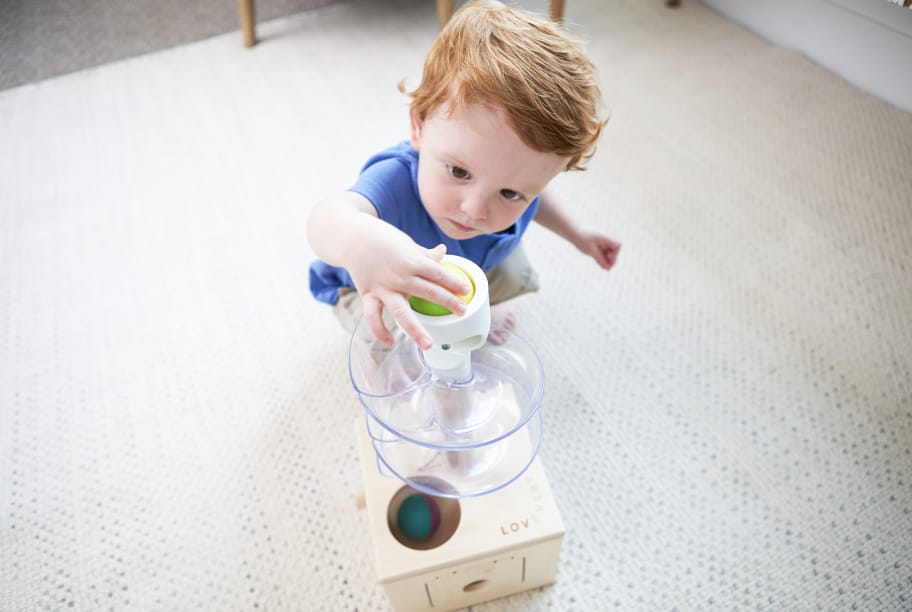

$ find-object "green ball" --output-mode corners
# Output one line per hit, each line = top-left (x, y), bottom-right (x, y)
(408, 262), (474, 316)
(408, 295), (453, 316)
(396, 494), (441, 541)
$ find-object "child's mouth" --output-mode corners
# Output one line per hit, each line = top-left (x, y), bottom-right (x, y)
(449, 219), (475, 233)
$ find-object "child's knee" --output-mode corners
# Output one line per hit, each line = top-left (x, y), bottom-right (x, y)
(486, 246), (540, 305)
(333, 287), (363, 333)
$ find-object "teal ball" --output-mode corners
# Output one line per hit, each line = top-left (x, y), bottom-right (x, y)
(396, 494), (441, 541)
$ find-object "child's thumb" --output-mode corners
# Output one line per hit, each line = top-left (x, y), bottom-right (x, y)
(427, 244), (447, 262)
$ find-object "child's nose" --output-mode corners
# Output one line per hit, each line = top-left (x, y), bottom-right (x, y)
(459, 195), (488, 220)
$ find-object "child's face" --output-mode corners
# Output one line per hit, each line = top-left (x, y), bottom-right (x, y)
(409, 102), (567, 240)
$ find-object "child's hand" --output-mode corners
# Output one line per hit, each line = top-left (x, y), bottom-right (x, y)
(532, 189), (621, 272)
(347, 235), (471, 350)
(577, 231), (622, 270)
(307, 192), (471, 349)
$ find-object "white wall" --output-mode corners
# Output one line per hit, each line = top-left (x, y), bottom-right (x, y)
(699, 0), (912, 114)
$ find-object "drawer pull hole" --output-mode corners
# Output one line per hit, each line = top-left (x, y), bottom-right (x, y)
(463, 579), (488, 592)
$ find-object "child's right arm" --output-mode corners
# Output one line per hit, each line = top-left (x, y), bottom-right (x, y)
(306, 192), (471, 349)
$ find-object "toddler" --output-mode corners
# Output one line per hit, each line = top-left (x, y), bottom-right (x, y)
(307, 0), (620, 350)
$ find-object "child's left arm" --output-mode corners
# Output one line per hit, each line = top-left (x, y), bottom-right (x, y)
(533, 187), (621, 270)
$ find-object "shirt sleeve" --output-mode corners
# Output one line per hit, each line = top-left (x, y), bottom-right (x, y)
(347, 156), (413, 229)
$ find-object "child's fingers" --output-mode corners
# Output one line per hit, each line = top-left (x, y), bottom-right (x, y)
(362, 294), (394, 347)
(586, 241), (609, 269)
(425, 243), (447, 262)
(398, 316), (433, 350)
(411, 277), (468, 316)
(595, 248), (615, 270)
(420, 256), (472, 297)
(383, 294), (434, 350)
(607, 242), (621, 267)
(597, 239), (620, 270)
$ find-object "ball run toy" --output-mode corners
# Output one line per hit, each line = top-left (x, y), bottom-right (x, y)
(350, 254), (564, 612)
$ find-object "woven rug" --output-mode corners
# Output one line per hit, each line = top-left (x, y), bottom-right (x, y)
(1, 0), (910, 609)
(0, 0), (341, 91)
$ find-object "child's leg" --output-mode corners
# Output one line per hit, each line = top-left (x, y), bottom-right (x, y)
(485, 244), (539, 340)
(333, 287), (363, 335)
(487, 243), (540, 304)
(336, 287), (394, 370)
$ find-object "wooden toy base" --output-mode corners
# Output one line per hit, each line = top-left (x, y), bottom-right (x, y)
(355, 417), (564, 612)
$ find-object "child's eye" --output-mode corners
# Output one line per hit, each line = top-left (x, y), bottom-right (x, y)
(500, 189), (523, 202)
(448, 165), (470, 180)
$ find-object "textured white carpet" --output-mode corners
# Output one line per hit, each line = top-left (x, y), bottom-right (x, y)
(1, 0), (911, 610)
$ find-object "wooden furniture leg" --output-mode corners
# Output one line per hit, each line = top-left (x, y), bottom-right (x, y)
(238, 0), (256, 47)
(437, 0), (456, 30)
(550, 0), (565, 23)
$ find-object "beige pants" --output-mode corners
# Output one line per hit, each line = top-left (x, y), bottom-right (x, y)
(333, 244), (539, 335)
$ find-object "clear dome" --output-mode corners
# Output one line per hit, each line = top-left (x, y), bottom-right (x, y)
(349, 316), (544, 498)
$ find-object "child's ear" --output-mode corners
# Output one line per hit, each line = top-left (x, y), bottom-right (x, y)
(408, 106), (424, 150)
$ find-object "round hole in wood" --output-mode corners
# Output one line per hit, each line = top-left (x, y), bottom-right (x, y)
(387, 483), (461, 550)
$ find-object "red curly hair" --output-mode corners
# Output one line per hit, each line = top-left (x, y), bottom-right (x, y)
(403, 0), (607, 171)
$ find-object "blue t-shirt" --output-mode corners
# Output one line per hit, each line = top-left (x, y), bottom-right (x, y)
(309, 141), (539, 305)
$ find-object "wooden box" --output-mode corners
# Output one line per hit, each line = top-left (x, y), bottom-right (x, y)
(355, 417), (564, 612)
